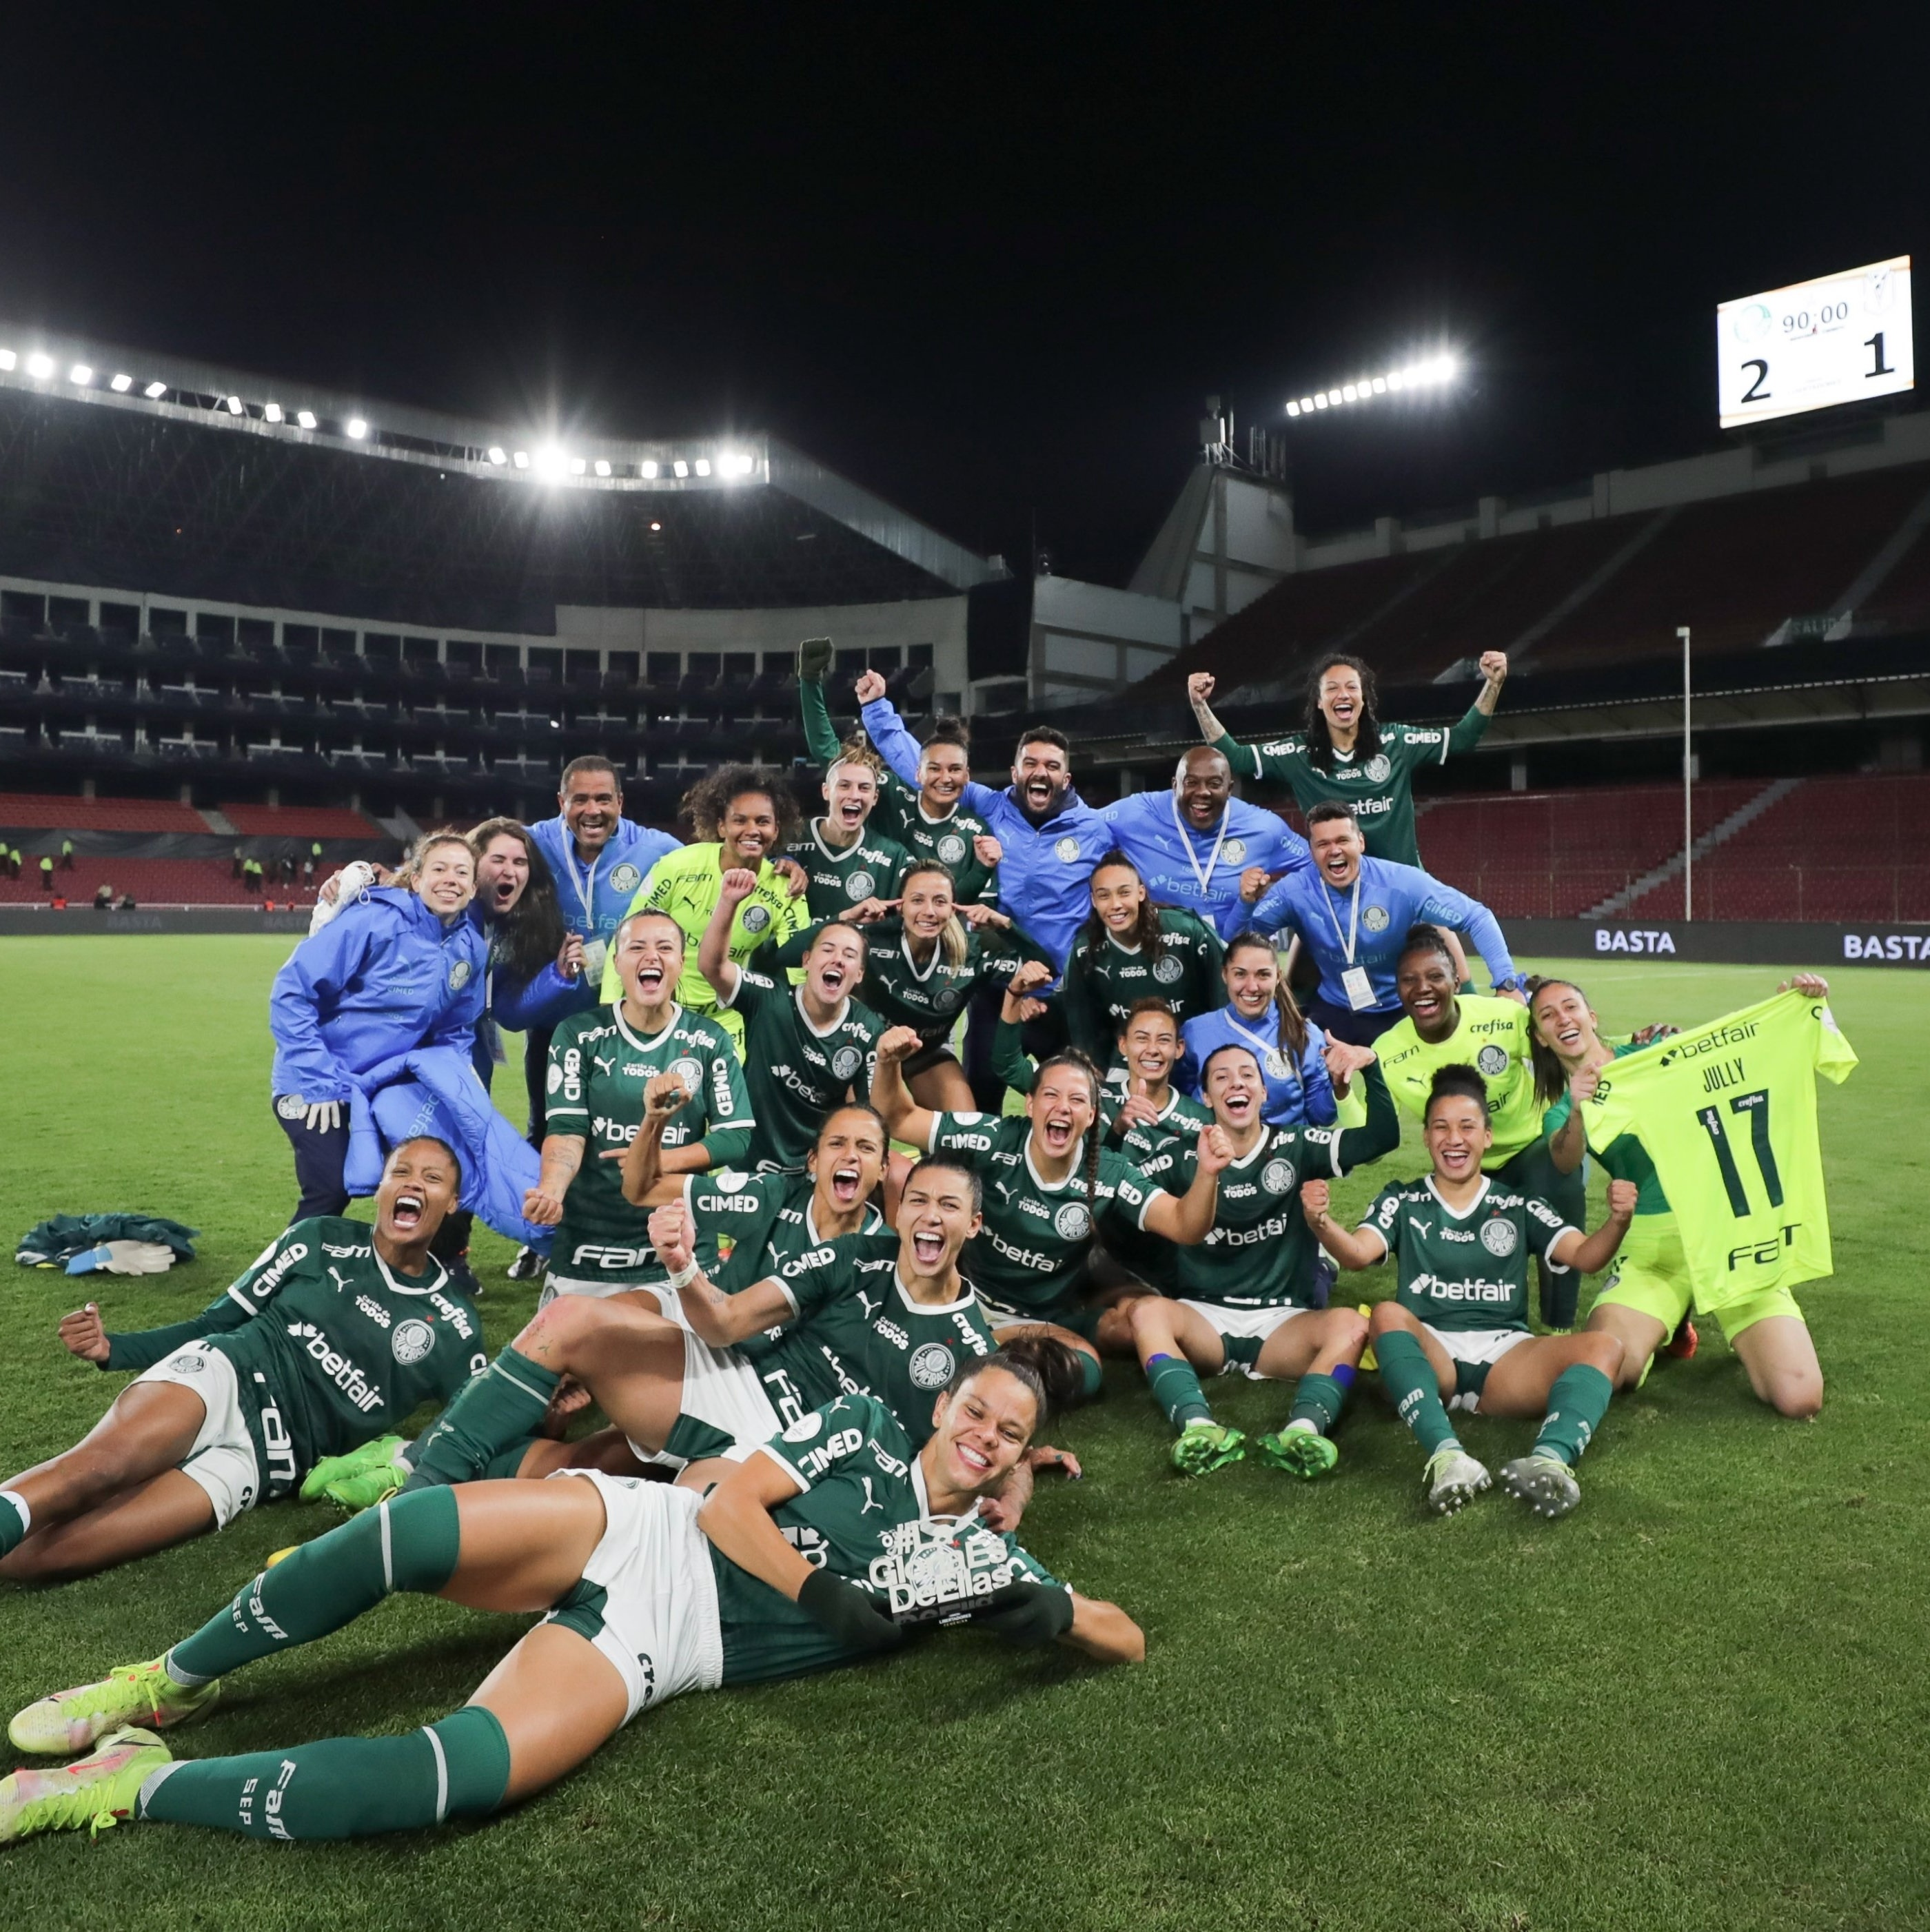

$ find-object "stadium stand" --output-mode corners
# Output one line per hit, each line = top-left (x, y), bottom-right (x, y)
(0, 793), (207, 833)
(0, 858), (283, 908)
(219, 804), (385, 839)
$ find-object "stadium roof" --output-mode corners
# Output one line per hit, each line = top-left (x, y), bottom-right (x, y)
(0, 319), (997, 630)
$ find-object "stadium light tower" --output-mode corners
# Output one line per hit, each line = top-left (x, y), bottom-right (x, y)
(1284, 352), (1461, 420)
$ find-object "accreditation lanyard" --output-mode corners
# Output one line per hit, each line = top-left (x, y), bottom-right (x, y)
(1321, 875), (1377, 1011)
(1226, 1012), (1297, 1085)
(556, 838), (605, 979)
(1170, 793), (1232, 901)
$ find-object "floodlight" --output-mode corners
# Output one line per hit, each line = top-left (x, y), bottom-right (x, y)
(673, 459), (690, 478)
(70, 364), (93, 385)
(1314, 393), (1329, 409)
(26, 354), (54, 378)
(512, 451), (529, 469)
(694, 457), (712, 476)
(640, 459), (659, 478)
(145, 380), (167, 398)
(111, 373), (135, 392)
(346, 417), (367, 439)
(296, 409), (317, 429)
(0, 349), (14, 371)
(569, 457), (587, 475)
(1371, 376), (1388, 394)
(225, 395), (244, 415)
(487, 445), (507, 465)
(1436, 354), (1460, 382)
(1286, 401), (1301, 417)
(649, 520), (662, 532)
(593, 458), (611, 477)
(1385, 369), (1404, 391)
(1341, 383), (1358, 402)
(263, 401), (283, 422)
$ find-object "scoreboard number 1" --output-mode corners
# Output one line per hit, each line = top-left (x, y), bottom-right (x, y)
(1717, 256), (1913, 428)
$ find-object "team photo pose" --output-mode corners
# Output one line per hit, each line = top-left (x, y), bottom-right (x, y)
(995, 993), (1212, 1148)
(780, 735), (913, 924)
(529, 911), (753, 1301)
(600, 766), (812, 1047)
(1305, 1066), (1634, 1519)
(1534, 974), (1829, 1417)
(1250, 802), (1524, 1044)
(699, 872), (883, 1172)
(871, 1030), (1230, 1371)
(0, 1141), (483, 1582)
(0, 1361), (1142, 1848)
(1175, 929), (1338, 1128)
(1188, 650), (1508, 869)
(1110, 1038), (1395, 1478)
(268, 831), (487, 1222)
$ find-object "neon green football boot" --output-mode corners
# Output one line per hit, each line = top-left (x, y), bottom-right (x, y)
(299, 1434), (407, 1505)
(10, 1658), (219, 1757)
(1170, 1419), (1246, 1476)
(1253, 1424), (1340, 1479)
(0, 1728), (171, 1843)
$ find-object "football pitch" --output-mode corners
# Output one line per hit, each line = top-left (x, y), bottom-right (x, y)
(1, 935), (1925, 1931)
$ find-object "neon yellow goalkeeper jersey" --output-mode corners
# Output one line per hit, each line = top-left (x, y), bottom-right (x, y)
(1583, 989), (1856, 1310)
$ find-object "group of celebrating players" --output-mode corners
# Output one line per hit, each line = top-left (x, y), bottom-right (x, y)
(0, 640), (1831, 1851)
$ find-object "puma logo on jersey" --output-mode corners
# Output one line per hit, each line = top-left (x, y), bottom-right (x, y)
(859, 1477), (882, 1514)
(593, 1053), (617, 1076)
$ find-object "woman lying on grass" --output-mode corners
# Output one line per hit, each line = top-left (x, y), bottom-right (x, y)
(0, 1355), (1142, 1847)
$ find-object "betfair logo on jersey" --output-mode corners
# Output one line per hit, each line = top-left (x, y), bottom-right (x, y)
(867, 1518), (1019, 1620)
(1204, 1209), (1294, 1249)
(1412, 1273), (1514, 1305)
(1656, 1019), (1761, 1067)
(283, 1323), (385, 1411)
(1729, 1224), (1800, 1270)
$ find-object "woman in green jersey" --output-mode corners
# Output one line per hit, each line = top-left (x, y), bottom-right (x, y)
(1187, 650), (1507, 869)
(873, 1030), (1229, 1372)
(782, 738), (914, 925)
(1532, 973), (1829, 1419)
(0, 1356), (1142, 1849)
(1056, 851), (1226, 1064)
(1306, 1066), (1635, 1520)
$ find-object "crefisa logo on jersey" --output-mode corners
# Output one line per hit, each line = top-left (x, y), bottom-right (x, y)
(1480, 1219), (1518, 1258)
(1261, 1158), (1297, 1194)
(908, 1342), (955, 1390)
(1053, 1201), (1092, 1240)
(1153, 953), (1184, 985)
(1476, 1044), (1509, 1077)
(610, 863), (641, 895)
(832, 1045), (864, 1080)
(391, 1319), (435, 1364)
(937, 833), (966, 866)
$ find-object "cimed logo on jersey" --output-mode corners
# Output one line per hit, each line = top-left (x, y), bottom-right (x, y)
(1480, 1219), (1518, 1257)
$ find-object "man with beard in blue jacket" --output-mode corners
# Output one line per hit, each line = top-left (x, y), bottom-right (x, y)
(269, 832), (488, 1225)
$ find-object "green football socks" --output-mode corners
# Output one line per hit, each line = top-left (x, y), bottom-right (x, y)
(1376, 1332), (1459, 1459)
(1288, 1370), (1349, 1436)
(141, 1705), (509, 1840)
(404, 1345), (560, 1489)
(1144, 1353), (1212, 1432)
(0, 1490), (29, 1558)
(1531, 1364), (1614, 1467)
(166, 1487), (461, 1685)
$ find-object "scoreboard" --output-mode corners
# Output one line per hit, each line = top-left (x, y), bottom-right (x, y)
(1716, 256), (1913, 429)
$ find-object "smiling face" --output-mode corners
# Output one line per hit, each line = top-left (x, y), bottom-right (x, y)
(1203, 1045), (1265, 1135)
(1424, 1091), (1494, 1184)
(475, 831), (530, 919)
(1224, 940), (1279, 1019)
(1011, 735), (1070, 818)
(412, 840), (476, 921)
(1090, 860), (1146, 936)
(822, 759), (879, 840)
(900, 866), (955, 943)
(1309, 813), (1364, 889)
(926, 1365), (1038, 1498)
(560, 766), (622, 856)
(1396, 946), (1458, 1037)
(809, 1107), (886, 1217)
(1317, 664), (1365, 738)
(1177, 747), (1234, 829)
(616, 911), (684, 1010)
(375, 1137), (460, 1245)
(1531, 982), (1599, 1062)
(721, 790), (780, 867)
(1027, 1061), (1097, 1166)
(804, 922), (866, 1008)
(1117, 1009), (1181, 1089)
(917, 739), (968, 809)
(895, 1162), (982, 1279)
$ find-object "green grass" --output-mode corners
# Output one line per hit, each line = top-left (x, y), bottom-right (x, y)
(2, 937), (1927, 1930)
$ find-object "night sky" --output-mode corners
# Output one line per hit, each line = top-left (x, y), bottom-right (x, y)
(6, 10), (1928, 587)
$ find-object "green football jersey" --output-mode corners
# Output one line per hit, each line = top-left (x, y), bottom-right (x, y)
(1360, 1175), (1572, 1333)
(1377, 995), (1543, 1163)
(1060, 908), (1226, 1065)
(547, 1003), (755, 1285)
(1582, 989), (1857, 1310)
(799, 678), (999, 904)
(1541, 1041), (1667, 1215)
(691, 1168), (884, 1292)
(1215, 706), (1491, 867)
(711, 1394), (1066, 1686)
(720, 964), (883, 1172)
(925, 1112), (1141, 1320)
(785, 819), (913, 925)
(1097, 1087), (1213, 1294)
(101, 1217), (485, 1496)
(853, 919), (995, 1047)
(740, 1231), (998, 1442)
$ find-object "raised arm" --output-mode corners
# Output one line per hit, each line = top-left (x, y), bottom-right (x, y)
(1138, 1125), (1232, 1243)
(1299, 1177), (1388, 1272)
(796, 638), (844, 764)
(1545, 1064), (1601, 1175)
(698, 868), (759, 1004)
(647, 1202), (802, 1348)
(1549, 1179), (1638, 1279)
(858, 678), (1002, 820)
(1417, 877), (1521, 998)
(1187, 673), (1261, 778)
(613, 1070), (695, 1206)
(1332, 1059), (1399, 1170)
(524, 1133), (585, 1226)
(868, 1025), (940, 1148)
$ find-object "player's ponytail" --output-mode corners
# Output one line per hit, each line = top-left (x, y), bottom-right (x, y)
(1225, 931), (1308, 1061)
